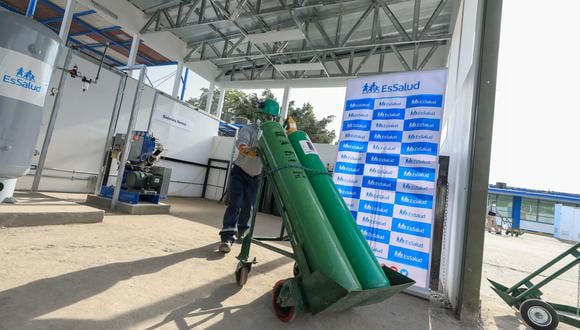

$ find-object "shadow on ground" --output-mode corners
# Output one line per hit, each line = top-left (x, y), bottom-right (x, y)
(0, 243), (228, 329)
(0, 252), (291, 330)
(493, 314), (524, 329)
(168, 197), (286, 239)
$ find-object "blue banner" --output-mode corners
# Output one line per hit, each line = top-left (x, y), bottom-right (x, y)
(373, 109), (406, 120)
(342, 120), (372, 131)
(334, 69), (447, 290)
(334, 162), (365, 176)
(358, 225), (391, 245)
(338, 140), (368, 153)
(365, 153), (400, 166)
(345, 98), (374, 110)
(369, 131), (403, 142)
(358, 200), (393, 217)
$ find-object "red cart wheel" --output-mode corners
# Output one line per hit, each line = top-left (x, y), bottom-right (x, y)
(272, 279), (296, 322)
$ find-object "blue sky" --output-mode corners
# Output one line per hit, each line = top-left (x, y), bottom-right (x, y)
(146, 0), (579, 194)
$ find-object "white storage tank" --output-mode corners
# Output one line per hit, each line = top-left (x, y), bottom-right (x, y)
(0, 11), (61, 203)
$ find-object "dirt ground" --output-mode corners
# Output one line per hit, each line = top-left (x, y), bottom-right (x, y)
(0, 194), (577, 329)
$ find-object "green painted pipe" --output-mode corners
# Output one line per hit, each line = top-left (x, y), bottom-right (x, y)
(288, 131), (390, 289)
(258, 121), (361, 292)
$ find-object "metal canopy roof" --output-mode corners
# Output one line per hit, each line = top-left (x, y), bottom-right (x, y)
(0, 0), (174, 67)
(131, 0), (457, 83)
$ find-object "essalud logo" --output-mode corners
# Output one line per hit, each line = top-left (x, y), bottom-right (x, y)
(362, 81), (421, 94)
(16, 67), (36, 82)
(362, 82), (380, 94)
(2, 67), (42, 93)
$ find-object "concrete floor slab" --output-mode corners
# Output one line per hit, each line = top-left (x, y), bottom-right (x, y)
(1, 196), (576, 329)
(0, 196), (463, 330)
(85, 195), (171, 215)
(0, 192), (104, 227)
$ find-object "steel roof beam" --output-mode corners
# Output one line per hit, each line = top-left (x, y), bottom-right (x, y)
(371, 4), (379, 44)
(412, 42), (419, 69)
(187, 33), (450, 63)
(418, 42), (438, 70)
(380, 2), (411, 41)
(180, 3), (449, 47)
(290, 10), (330, 77)
(412, 0), (421, 39)
(390, 44), (411, 71)
(340, 3), (373, 47)
(335, 10), (342, 46)
(419, 0), (449, 39)
(41, 0), (157, 66)
(208, 0), (290, 79)
(69, 25), (121, 37)
(354, 45), (378, 74)
(39, 9), (95, 24)
(217, 39), (443, 79)
(140, 0), (368, 34)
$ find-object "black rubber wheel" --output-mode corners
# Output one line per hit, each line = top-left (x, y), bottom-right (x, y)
(235, 266), (250, 287)
(519, 299), (559, 330)
(272, 279), (296, 323)
(293, 262), (300, 277)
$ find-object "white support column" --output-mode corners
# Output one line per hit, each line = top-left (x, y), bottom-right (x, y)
(172, 61), (184, 98)
(127, 34), (140, 66)
(280, 87), (290, 121)
(216, 88), (226, 120)
(59, 0), (76, 41)
(205, 83), (216, 114)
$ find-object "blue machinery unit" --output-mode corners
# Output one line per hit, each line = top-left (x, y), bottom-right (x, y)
(99, 131), (171, 204)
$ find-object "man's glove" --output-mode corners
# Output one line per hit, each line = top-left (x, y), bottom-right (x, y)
(240, 145), (258, 157)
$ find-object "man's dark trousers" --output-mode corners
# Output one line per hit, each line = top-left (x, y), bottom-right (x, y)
(220, 165), (261, 243)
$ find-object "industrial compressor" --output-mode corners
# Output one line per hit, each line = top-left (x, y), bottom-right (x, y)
(0, 11), (61, 203)
(99, 131), (171, 204)
(234, 101), (415, 322)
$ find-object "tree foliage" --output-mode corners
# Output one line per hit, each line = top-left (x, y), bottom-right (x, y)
(187, 88), (336, 143)
(288, 101), (336, 144)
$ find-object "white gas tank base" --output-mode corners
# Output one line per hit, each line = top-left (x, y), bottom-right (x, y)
(0, 178), (17, 204)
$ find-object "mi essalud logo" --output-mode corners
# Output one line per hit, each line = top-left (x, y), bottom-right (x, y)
(2, 67), (42, 93)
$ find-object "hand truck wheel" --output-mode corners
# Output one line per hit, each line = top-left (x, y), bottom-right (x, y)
(293, 262), (300, 277)
(519, 299), (559, 330)
(272, 279), (296, 322)
(235, 265), (251, 287)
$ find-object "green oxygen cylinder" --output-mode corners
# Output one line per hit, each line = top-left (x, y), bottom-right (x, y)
(288, 131), (390, 289)
(258, 121), (361, 292)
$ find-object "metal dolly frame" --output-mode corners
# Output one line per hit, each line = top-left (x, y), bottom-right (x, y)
(488, 242), (580, 329)
(234, 169), (295, 286)
(232, 166), (415, 322)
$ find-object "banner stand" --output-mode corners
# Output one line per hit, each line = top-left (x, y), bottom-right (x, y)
(333, 69), (448, 293)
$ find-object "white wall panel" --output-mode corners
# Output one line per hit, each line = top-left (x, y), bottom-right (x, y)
(16, 51), (221, 196)
(149, 94), (219, 164)
(520, 221), (554, 235)
(205, 136), (236, 201)
(438, 0), (482, 308)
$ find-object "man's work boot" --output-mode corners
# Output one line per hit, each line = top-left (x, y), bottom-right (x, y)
(219, 241), (233, 253)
